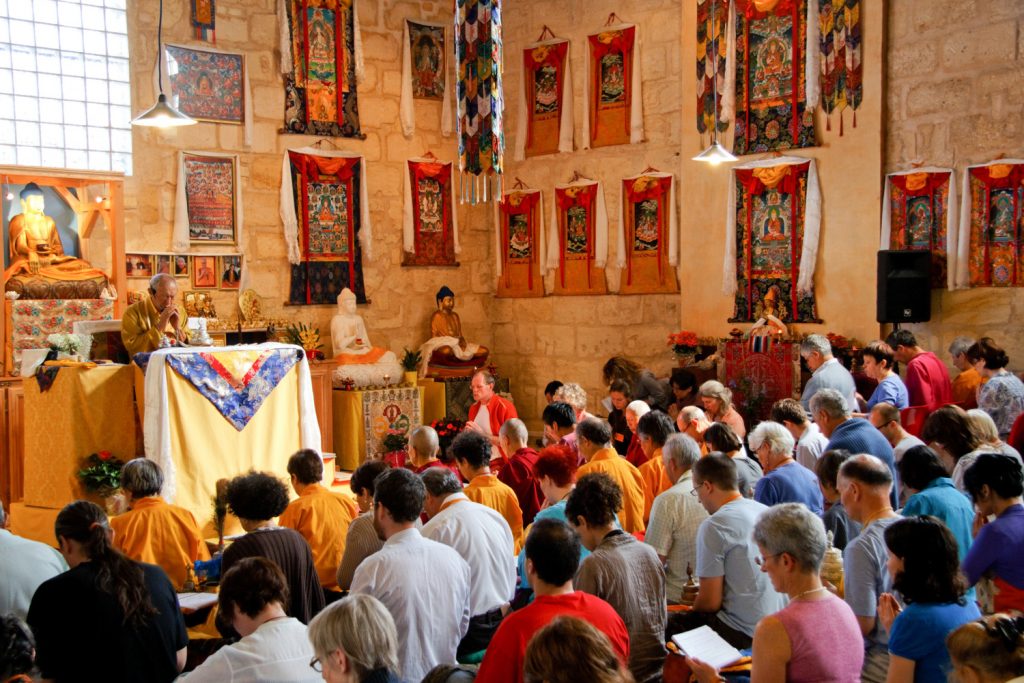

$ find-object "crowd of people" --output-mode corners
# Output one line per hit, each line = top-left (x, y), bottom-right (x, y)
(2, 335), (1024, 682)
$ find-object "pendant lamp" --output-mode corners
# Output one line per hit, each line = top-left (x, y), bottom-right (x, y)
(132, 0), (196, 128)
(693, 0), (736, 164)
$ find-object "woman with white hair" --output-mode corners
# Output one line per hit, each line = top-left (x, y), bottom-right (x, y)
(698, 380), (746, 439)
(624, 400), (652, 467)
(308, 594), (405, 683)
(748, 421), (823, 515)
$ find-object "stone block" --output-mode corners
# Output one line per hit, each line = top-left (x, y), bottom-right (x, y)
(250, 122), (280, 153)
(249, 14), (278, 42)
(250, 157), (280, 190)
(216, 16), (249, 44)
(888, 42), (937, 79)
(359, 95), (400, 125)
(253, 86), (285, 120)
(362, 33), (399, 64)
(937, 288), (1014, 327)
(942, 22), (1017, 70)
(382, 70), (404, 97)
(906, 78), (971, 118)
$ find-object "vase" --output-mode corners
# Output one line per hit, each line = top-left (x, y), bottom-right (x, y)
(403, 370), (418, 386)
(675, 353), (696, 368)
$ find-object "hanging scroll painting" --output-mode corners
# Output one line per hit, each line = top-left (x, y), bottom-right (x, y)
(164, 45), (244, 124)
(818, 0), (862, 134)
(190, 0), (215, 42)
(495, 189), (544, 297)
(696, 0), (730, 137)
(583, 24), (643, 149)
(280, 0), (363, 137)
(399, 20), (453, 137)
(175, 152), (241, 249)
(953, 159), (1024, 289)
(618, 173), (678, 295)
(546, 180), (608, 295)
(881, 168), (956, 290)
(732, 0), (816, 155)
(514, 39), (572, 159)
(403, 158), (459, 267)
(280, 148), (371, 304)
(724, 157), (822, 323)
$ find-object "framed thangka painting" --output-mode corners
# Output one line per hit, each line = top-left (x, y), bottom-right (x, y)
(409, 21), (445, 100)
(402, 157), (458, 267)
(955, 159), (1024, 288)
(514, 39), (572, 159)
(618, 172), (678, 295)
(165, 44), (245, 124)
(583, 23), (643, 149)
(180, 152), (239, 245)
(881, 168), (956, 289)
(547, 179), (608, 295)
(496, 188), (544, 297)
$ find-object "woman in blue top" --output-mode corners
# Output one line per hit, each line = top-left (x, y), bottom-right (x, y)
(862, 340), (909, 410)
(878, 516), (981, 683)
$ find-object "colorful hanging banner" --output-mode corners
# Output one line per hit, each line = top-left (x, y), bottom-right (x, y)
(617, 172), (678, 295)
(724, 156), (822, 323)
(583, 24), (643, 149)
(514, 38), (573, 160)
(880, 168), (957, 290)
(954, 159), (1024, 289)
(546, 179), (608, 295)
(495, 188), (544, 297)
(696, 0), (730, 136)
(190, 0), (215, 42)
(399, 19), (453, 138)
(818, 0), (862, 134)
(403, 157), (459, 267)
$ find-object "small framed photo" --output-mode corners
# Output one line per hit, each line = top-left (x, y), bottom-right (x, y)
(219, 255), (242, 289)
(125, 253), (152, 277)
(173, 254), (190, 277)
(192, 255), (217, 289)
(155, 254), (171, 275)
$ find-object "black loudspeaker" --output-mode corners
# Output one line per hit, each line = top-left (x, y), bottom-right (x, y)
(877, 250), (932, 323)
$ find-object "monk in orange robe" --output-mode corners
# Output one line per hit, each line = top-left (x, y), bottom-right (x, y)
(576, 418), (646, 534)
(636, 412), (676, 525)
(451, 430), (525, 552)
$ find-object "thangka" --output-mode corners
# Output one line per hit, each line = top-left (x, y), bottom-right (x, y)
(583, 23), (643, 149)
(362, 386), (421, 459)
(818, 0), (861, 134)
(280, 148), (371, 304)
(403, 157), (459, 267)
(278, 0), (364, 137)
(161, 43), (253, 144)
(696, 0), (731, 136)
(726, 0), (818, 155)
(617, 172), (678, 295)
(190, 0), (215, 41)
(880, 168), (957, 290)
(173, 151), (244, 251)
(399, 19), (453, 138)
(724, 156), (822, 323)
(546, 178), (609, 295)
(513, 38), (573, 159)
(954, 159), (1024, 289)
(455, 0), (504, 204)
(495, 188), (544, 297)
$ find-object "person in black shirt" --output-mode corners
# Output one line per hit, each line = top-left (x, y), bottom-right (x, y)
(606, 379), (634, 457)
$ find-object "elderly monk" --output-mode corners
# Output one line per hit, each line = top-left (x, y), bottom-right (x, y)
(110, 458), (209, 591)
(121, 273), (186, 356)
(279, 449), (357, 597)
(418, 285), (489, 376)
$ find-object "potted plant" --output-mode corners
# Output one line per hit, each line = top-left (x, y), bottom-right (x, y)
(667, 330), (700, 366)
(400, 348), (422, 385)
(381, 429), (409, 469)
(77, 450), (125, 512)
(285, 322), (325, 361)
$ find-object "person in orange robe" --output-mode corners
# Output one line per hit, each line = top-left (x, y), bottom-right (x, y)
(636, 411), (676, 526)
(451, 430), (525, 552)
(110, 458), (209, 591)
(576, 418), (646, 534)
(279, 449), (357, 599)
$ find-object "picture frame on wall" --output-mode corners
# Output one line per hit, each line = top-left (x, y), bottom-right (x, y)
(173, 254), (190, 277)
(183, 153), (238, 245)
(155, 254), (171, 274)
(219, 255), (242, 289)
(192, 255), (217, 288)
(125, 253), (152, 277)
(164, 44), (245, 124)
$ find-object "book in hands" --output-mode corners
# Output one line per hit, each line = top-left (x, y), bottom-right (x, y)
(671, 625), (743, 669)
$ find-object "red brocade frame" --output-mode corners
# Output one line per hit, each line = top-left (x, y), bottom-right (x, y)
(964, 162), (1024, 288)
(403, 158), (457, 267)
(522, 41), (569, 158)
(289, 151), (357, 273)
(586, 25), (637, 149)
(549, 182), (607, 295)
(719, 339), (801, 423)
(619, 174), (678, 295)
(884, 170), (953, 289)
(496, 189), (543, 297)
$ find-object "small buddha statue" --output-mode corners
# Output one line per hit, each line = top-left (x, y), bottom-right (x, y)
(417, 285), (489, 377)
(331, 288), (401, 387)
(679, 562), (700, 607)
(747, 285), (789, 339)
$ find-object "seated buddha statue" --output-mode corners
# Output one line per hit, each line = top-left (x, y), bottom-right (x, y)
(331, 288), (401, 387)
(417, 285), (489, 378)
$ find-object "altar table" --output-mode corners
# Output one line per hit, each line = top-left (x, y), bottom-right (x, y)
(718, 339), (801, 423)
(332, 385), (423, 471)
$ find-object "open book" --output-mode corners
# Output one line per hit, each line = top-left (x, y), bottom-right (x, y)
(670, 625), (743, 670)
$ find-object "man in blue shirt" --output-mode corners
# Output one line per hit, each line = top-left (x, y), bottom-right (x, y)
(749, 421), (824, 515)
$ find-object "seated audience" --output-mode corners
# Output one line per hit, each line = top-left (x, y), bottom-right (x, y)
(307, 594), (405, 683)
(407, 425), (449, 474)
(635, 410), (676, 524)
(523, 616), (635, 683)
(0, 496), (67, 620)
(750, 421), (824, 515)
(624, 400), (652, 467)
(860, 340), (909, 410)
(223, 471), (324, 624)
(185, 557), (320, 682)
(336, 459), (389, 590)
(475, 519), (629, 683)
(771, 397), (829, 471)
(669, 454), (785, 649)
(685, 504), (864, 683)
(280, 449), (357, 597)
(606, 379), (635, 456)
(888, 328), (953, 410)
(967, 337), (1024, 439)
(0, 614), (36, 682)
(667, 368), (701, 419)
(703, 422), (762, 498)
(603, 356), (670, 411)
(967, 408), (1023, 460)
(543, 380), (563, 404)
(677, 405), (712, 452)
(962, 453), (1024, 614)
(27, 501), (187, 682)
(949, 336), (983, 409)
(109, 458), (208, 591)
(645, 434), (710, 602)
(813, 388), (899, 507)
(567, 473), (667, 683)
(814, 449), (861, 551)
(451, 430), (524, 550)
(899, 445), (975, 561)
(421, 466), (516, 658)
(946, 613), (1024, 683)
(836, 454), (900, 683)
(800, 333), (858, 413)
(576, 418), (646, 533)
(542, 401), (578, 456)
(878, 516), (981, 683)
(922, 405), (1007, 490)
(555, 382), (593, 423)
(869, 402), (925, 463)
(699, 379), (747, 439)
(351, 468), (470, 682)
(497, 418), (544, 525)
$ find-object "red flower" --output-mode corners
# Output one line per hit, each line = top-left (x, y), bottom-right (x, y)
(97, 450), (112, 461)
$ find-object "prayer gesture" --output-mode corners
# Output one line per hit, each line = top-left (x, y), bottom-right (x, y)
(877, 592), (901, 634)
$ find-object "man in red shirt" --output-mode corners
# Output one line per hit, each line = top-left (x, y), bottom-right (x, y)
(466, 370), (518, 458)
(497, 418), (543, 524)
(887, 329), (952, 409)
(474, 518), (629, 683)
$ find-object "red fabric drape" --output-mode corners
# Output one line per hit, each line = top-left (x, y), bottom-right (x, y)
(409, 160), (453, 261)
(623, 176), (672, 285)
(588, 26), (635, 140)
(556, 184), (598, 288)
(523, 42), (568, 150)
(498, 191), (540, 290)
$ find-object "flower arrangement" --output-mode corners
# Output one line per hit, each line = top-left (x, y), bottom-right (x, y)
(47, 333), (92, 358)
(400, 348), (422, 372)
(381, 428), (409, 454)
(285, 322), (324, 360)
(667, 330), (700, 355)
(430, 417), (466, 461)
(77, 450), (125, 497)
(825, 332), (850, 351)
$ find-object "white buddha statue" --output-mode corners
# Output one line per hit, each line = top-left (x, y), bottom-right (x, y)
(331, 288), (402, 387)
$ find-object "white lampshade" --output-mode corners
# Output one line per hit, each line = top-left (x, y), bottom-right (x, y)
(692, 141), (738, 165)
(131, 93), (197, 128)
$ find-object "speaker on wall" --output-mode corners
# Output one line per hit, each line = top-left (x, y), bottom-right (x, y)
(877, 250), (931, 323)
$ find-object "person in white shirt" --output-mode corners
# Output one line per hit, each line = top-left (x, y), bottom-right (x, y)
(0, 497), (67, 620)
(351, 468), (471, 682)
(421, 466), (516, 657)
(183, 557), (319, 682)
(771, 397), (830, 470)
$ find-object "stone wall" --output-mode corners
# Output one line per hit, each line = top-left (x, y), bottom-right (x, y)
(886, 1), (1024, 367)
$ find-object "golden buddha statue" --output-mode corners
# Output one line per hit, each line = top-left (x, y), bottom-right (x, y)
(417, 285), (489, 378)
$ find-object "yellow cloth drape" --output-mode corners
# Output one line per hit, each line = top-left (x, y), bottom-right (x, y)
(419, 378), (446, 425)
(8, 503), (61, 547)
(331, 386), (426, 471)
